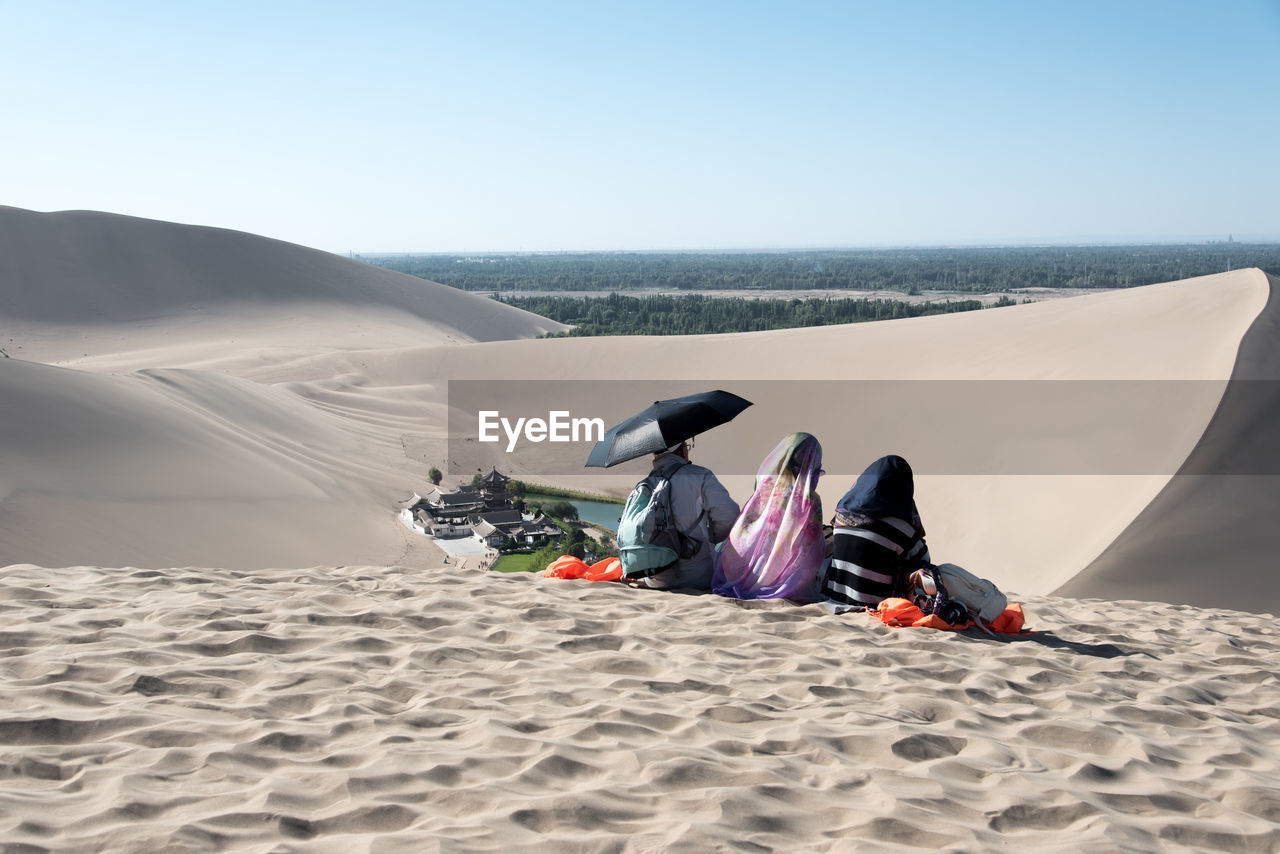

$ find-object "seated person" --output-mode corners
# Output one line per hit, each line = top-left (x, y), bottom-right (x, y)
(639, 438), (740, 591)
(822, 454), (929, 609)
(713, 432), (825, 602)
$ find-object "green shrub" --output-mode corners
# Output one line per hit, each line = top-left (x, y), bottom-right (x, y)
(542, 500), (579, 520)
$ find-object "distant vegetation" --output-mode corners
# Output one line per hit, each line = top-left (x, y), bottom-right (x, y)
(517, 482), (625, 504)
(495, 292), (1005, 336)
(363, 244), (1280, 294)
(491, 553), (537, 573)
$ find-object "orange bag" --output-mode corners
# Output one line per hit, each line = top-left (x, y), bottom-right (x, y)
(542, 555), (590, 579)
(583, 557), (623, 582)
(987, 603), (1026, 634)
(871, 598), (927, 627)
(869, 598), (1029, 634)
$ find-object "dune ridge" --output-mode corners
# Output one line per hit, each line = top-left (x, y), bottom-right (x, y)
(1056, 273), (1280, 612)
(0, 206), (564, 339)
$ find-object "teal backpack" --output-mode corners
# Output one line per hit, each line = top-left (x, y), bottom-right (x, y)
(618, 458), (703, 579)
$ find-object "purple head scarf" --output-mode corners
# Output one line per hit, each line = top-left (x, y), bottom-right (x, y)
(712, 432), (825, 601)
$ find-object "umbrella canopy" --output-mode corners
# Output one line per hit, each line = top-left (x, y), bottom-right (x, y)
(585, 390), (753, 468)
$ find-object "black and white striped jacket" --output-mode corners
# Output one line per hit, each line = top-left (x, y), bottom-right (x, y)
(822, 516), (929, 608)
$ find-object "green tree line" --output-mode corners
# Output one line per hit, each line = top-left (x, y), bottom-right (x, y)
(362, 244), (1280, 294)
(495, 292), (1005, 336)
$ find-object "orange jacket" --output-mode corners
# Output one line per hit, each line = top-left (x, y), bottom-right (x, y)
(543, 556), (623, 582)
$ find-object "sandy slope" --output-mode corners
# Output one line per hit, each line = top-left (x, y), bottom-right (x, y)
(0, 561), (1276, 852)
(1, 254), (1269, 593)
(0, 207), (563, 570)
(1057, 273), (1280, 612)
(0, 357), (414, 569)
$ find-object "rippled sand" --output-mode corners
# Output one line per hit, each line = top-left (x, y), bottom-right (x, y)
(2, 562), (1277, 852)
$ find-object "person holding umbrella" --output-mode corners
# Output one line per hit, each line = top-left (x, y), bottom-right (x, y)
(587, 390), (748, 591)
(636, 436), (740, 591)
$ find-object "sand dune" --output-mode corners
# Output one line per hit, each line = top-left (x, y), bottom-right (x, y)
(1057, 273), (1280, 612)
(0, 207), (562, 570)
(0, 561), (1276, 852)
(0, 205), (564, 340)
(0, 343), (475, 569)
(1, 207), (1270, 595)
(404, 267), (1269, 599)
(3, 211), (1279, 850)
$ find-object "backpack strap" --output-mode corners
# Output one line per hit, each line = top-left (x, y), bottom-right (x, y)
(651, 455), (691, 479)
(650, 457), (708, 557)
(648, 457), (688, 527)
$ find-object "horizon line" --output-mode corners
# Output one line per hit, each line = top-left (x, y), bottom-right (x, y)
(347, 237), (1280, 256)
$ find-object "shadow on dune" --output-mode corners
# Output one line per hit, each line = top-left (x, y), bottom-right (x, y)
(655, 589), (1149, 658)
(1056, 273), (1280, 615)
(952, 628), (1153, 659)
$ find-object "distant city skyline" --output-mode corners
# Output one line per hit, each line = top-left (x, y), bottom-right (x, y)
(2, 1), (1278, 254)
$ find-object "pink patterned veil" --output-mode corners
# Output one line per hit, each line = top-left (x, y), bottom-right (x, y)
(712, 432), (825, 601)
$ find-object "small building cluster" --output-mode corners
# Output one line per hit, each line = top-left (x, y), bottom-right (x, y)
(401, 467), (562, 549)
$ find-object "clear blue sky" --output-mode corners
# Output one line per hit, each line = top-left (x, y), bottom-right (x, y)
(2, 0), (1277, 252)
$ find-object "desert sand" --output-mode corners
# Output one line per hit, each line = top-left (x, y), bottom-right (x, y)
(2, 208), (1278, 851)
(1, 561), (1278, 852)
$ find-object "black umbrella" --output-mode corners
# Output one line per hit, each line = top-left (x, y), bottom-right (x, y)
(584, 389), (753, 468)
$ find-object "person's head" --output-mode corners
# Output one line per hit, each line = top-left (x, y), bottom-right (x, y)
(760, 432), (823, 485)
(837, 454), (917, 520)
(656, 439), (691, 461)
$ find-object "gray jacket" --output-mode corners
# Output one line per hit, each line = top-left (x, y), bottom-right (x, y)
(641, 452), (740, 590)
